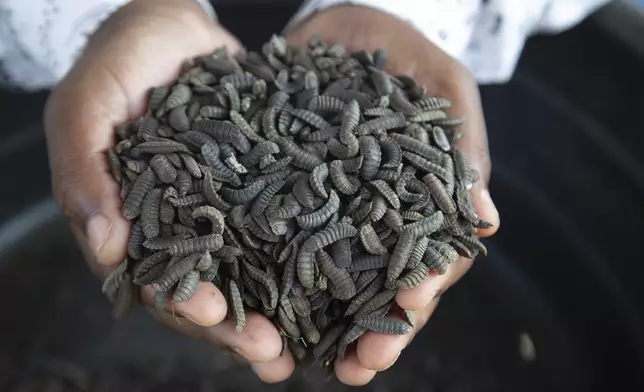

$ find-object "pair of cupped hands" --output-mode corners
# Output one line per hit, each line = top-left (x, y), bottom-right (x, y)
(44, 0), (499, 385)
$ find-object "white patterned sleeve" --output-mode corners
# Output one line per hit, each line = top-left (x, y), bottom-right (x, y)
(0, 0), (216, 91)
(286, 0), (611, 84)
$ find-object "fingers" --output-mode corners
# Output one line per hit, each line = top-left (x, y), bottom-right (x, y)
(140, 282), (227, 326)
(396, 256), (473, 311)
(204, 312), (283, 362)
(335, 299), (439, 385)
(412, 56), (498, 236)
(150, 308), (284, 364)
(251, 352), (295, 383)
(442, 65), (499, 237)
(355, 310), (412, 371)
(146, 295), (294, 382)
(355, 299), (439, 371)
(335, 349), (377, 386)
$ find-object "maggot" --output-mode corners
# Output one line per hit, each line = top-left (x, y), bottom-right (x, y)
(345, 271), (387, 316)
(151, 252), (201, 292)
(293, 172), (316, 208)
(269, 193), (302, 220)
(422, 173), (457, 214)
(107, 148), (122, 184)
(297, 222), (357, 288)
(191, 206), (225, 234)
(111, 274), (135, 320)
(378, 136), (402, 170)
(359, 223), (388, 255)
(173, 170), (193, 196)
(389, 86), (421, 115)
(354, 289), (396, 317)
(173, 270), (200, 302)
(140, 188), (162, 238)
(127, 223), (145, 260)
(131, 140), (190, 156)
(275, 136), (323, 171)
(316, 250), (356, 300)
(101, 259), (129, 303)
(148, 86), (169, 111)
(238, 141), (280, 168)
(220, 180), (267, 204)
(369, 194), (387, 222)
(389, 132), (443, 163)
(386, 230), (415, 287)
(168, 105), (191, 132)
(250, 180), (285, 218)
(180, 153), (202, 178)
(133, 251), (171, 285)
(243, 259), (279, 310)
(347, 254), (390, 272)
(330, 238), (352, 268)
(192, 119), (251, 153)
(354, 113), (406, 135)
(309, 163), (329, 198)
(456, 186), (478, 223)
(295, 190), (340, 229)
(359, 136), (381, 181)
(167, 193), (207, 208)
(406, 235), (429, 270)
(329, 160), (360, 195)
(164, 83), (192, 111)
(354, 315), (413, 335)
(403, 151), (452, 183)
(168, 234), (224, 256)
(229, 280), (246, 332)
(370, 180), (401, 210)
(397, 260), (430, 289)
(400, 211), (444, 238)
(122, 167), (156, 220)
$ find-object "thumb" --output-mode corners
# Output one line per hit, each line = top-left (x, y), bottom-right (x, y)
(446, 65), (500, 237)
(44, 0), (244, 270)
(45, 67), (132, 269)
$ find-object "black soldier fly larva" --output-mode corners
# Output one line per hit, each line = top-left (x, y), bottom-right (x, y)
(104, 34), (493, 371)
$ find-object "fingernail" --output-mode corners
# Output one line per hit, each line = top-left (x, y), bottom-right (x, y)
(384, 352), (401, 370)
(86, 213), (111, 261)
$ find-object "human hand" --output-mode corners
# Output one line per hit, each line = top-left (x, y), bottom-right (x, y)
(44, 0), (291, 382)
(284, 5), (501, 385)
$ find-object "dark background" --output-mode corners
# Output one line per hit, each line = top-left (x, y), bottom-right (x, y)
(0, 1), (643, 391)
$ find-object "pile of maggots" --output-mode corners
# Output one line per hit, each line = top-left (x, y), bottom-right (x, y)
(101, 35), (490, 369)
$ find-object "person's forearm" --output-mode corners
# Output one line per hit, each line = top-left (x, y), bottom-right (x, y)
(286, 0), (610, 84)
(0, 0), (216, 91)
